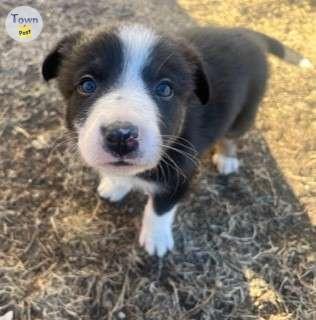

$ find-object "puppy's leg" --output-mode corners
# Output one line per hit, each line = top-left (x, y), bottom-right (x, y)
(97, 175), (132, 202)
(212, 138), (239, 175)
(139, 197), (176, 257)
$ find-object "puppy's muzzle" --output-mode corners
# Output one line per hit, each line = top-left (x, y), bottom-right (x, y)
(101, 121), (139, 158)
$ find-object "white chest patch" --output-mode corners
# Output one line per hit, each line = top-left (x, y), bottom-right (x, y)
(97, 173), (159, 202)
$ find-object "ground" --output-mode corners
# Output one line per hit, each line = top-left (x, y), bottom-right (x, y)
(0, 0), (315, 319)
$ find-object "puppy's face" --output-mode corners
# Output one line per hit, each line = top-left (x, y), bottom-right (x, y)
(43, 25), (209, 176)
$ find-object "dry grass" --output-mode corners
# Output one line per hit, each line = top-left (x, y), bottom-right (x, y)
(0, 0), (315, 319)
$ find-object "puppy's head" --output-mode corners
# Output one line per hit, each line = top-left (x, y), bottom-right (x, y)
(43, 24), (209, 176)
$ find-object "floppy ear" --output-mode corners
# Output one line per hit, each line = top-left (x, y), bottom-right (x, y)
(180, 43), (210, 105)
(42, 32), (81, 81)
(192, 57), (210, 105)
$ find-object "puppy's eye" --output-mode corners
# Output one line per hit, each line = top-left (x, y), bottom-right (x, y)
(155, 80), (173, 99)
(77, 77), (97, 95)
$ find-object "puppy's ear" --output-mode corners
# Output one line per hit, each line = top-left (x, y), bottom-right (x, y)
(192, 57), (210, 105)
(181, 43), (210, 105)
(42, 32), (81, 81)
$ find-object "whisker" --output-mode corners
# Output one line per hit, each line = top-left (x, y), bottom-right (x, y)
(161, 144), (199, 168)
(163, 140), (199, 159)
(160, 153), (180, 192)
(163, 140), (198, 157)
(160, 152), (188, 196)
(157, 155), (169, 186)
(161, 150), (188, 181)
(161, 135), (198, 153)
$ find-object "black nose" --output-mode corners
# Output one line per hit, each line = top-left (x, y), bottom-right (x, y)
(101, 122), (139, 157)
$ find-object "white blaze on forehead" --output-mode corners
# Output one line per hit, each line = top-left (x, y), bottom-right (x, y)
(118, 24), (159, 86)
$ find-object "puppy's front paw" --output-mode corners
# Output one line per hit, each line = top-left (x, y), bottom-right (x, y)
(139, 200), (176, 257)
(97, 178), (131, 202)
(139, 222), (174, 257)
(213, 153), (239, 175)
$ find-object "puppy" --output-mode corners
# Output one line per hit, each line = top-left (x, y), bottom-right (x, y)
(42, 24), (312, 256)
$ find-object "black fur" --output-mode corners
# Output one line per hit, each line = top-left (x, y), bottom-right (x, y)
(142, 37), (210, 143)
(43, 25), (303, 216)
(42, 32), (81, 81)
(43, 31), (124, 129)
(142, 27), (270, 214)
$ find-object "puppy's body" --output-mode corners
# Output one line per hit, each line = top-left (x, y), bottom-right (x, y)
(43, 24), (311, 256)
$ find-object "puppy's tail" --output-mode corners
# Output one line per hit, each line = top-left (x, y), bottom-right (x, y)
(250, 30), (313, 69)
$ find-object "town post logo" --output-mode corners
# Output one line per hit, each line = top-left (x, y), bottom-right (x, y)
(5, 6), (43, 43)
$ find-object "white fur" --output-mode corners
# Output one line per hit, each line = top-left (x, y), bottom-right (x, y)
(97, 176), (132, 202)
(97, 173), (159, 201)
(0, 311), (13, 320)
(139, 198), (176, 256)
(118, 24), (159, 86)
(213, 153), (239, 175)
(77, 25), (162, 176)
(299, 58), (314, 69)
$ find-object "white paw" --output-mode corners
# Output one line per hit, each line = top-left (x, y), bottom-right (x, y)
(213, 153), (239, 175)
(0, 311), (13, 320)
(139, 200), (176, 257)
(139, 222), (174, 257)
(97, 178), (131, 202)
(299, 58), (314, 69)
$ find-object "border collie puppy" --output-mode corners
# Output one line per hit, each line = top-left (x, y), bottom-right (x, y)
(42, 24), (312, 256)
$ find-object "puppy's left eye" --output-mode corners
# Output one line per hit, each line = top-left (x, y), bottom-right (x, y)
(77, 77), (97, 95)
(155, 80), (173, 99)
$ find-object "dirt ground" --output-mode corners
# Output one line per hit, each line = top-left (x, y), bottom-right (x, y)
(0, 0), (315, 319)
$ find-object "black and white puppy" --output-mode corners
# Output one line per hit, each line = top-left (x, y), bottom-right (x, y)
(42, 24), (312, 256)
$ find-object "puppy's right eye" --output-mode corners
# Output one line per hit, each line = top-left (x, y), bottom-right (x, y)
(77, 77), (97, 95)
